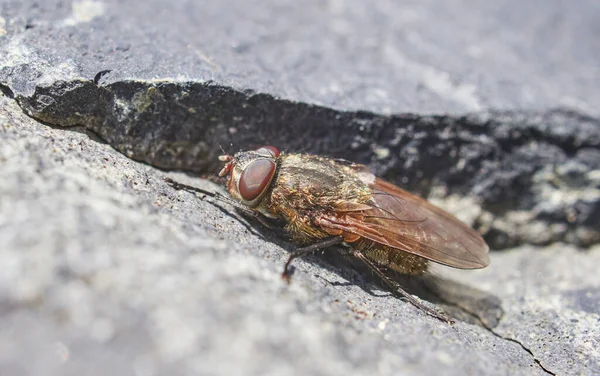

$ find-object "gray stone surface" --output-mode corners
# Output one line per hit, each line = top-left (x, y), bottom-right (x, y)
(1, 0), (599, 375)
(1, 0), (599, 115)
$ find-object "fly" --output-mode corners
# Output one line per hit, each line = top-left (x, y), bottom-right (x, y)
(166, 146), (490, 323)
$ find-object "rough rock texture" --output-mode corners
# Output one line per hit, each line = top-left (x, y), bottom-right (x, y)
(0, 0), (599, 375)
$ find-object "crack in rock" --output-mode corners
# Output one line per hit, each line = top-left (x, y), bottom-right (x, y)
(435, 287), (556, 375)
(2, 78), (599, 250)
(488, 328), (556, 376)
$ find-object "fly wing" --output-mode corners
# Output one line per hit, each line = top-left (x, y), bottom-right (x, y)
(326, 167), (490, 269)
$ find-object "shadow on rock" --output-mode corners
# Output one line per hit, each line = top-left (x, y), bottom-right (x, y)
(287, 243), (504, 328)
(391, 272), (504, 328)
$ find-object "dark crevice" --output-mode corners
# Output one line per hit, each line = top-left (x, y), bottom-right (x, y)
(93, 70), (112, 85)
(9, 99), (111, 145)
(3, 79), (599, 249)
(0, 83), (15, 99)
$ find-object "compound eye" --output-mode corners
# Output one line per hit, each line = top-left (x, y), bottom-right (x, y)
(239, 159), (276, 201)
(255, 146), (280, 158)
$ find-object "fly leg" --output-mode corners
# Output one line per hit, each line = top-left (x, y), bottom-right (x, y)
(164, 177), (249, 212)
(351, 249), (455, 324)
(281, 236), (345, 282)
(164, 177), (277, 229)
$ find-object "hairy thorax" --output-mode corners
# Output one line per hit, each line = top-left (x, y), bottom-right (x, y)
(265, 154), (370, 242)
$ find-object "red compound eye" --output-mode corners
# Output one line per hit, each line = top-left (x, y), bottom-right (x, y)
(239, 159), (276, 201)
(255, 145), (280, 158)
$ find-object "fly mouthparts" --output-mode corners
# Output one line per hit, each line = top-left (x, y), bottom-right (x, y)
(218, 166), (230, 177)
(218, 154), (234, 177)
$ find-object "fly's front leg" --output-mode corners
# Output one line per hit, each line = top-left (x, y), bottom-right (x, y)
(281, 236), (345, 282)
(164, 177), (246, 211)
(164, 177), (278, 229)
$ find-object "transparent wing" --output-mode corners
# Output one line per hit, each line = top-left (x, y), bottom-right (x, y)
(322, 169), (489, 269)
